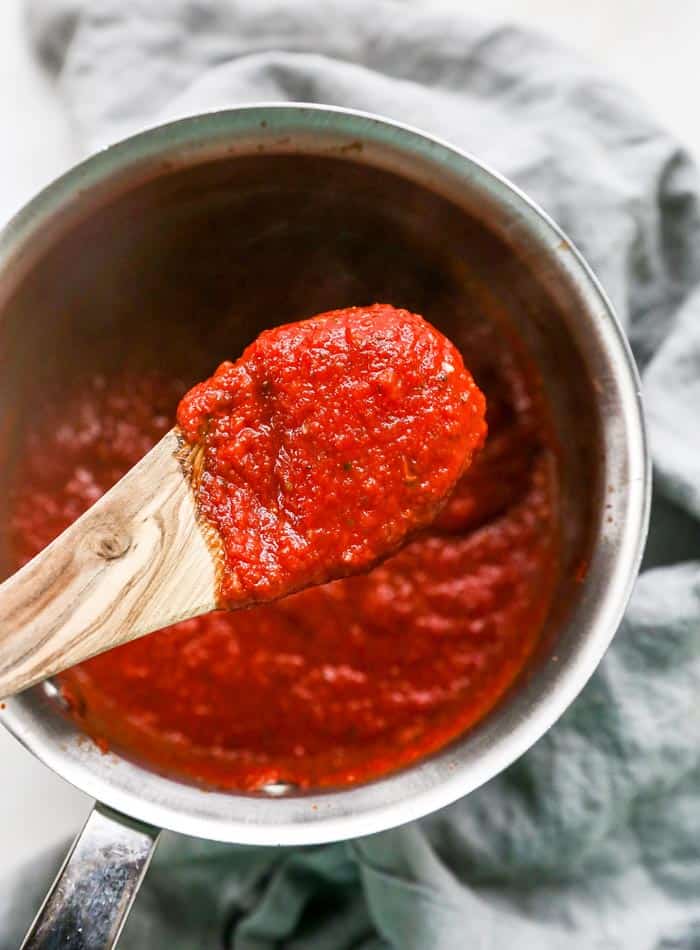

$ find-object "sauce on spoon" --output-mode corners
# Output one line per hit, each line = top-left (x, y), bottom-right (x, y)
(176, 304), (487, 605)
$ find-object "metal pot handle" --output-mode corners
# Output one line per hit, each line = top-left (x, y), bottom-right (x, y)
(21, 804), (160, 949)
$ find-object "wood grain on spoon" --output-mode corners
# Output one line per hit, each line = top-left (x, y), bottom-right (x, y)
(0, 430), (217, 697)
(0, 304), (486, 698)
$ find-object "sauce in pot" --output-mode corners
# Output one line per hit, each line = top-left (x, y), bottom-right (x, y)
(9, 311), (558, 791)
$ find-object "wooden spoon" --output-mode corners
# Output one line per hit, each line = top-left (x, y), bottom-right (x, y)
(0, 305), (486, 699)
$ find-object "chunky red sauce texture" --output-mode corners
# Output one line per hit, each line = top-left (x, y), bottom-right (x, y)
(176, 304), (486, 605)
(8, 321), (558, 791)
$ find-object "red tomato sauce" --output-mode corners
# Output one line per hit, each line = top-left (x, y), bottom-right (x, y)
(8, 320), (558, 791)
(176, 305), (486, 606)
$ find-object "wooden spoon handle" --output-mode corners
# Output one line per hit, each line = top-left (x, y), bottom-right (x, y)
(0, 429), (218, 698)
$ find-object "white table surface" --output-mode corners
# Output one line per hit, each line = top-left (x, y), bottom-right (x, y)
(1, 0), (699, 878)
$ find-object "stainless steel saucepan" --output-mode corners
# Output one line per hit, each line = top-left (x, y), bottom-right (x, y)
(0, 105), (649, 948)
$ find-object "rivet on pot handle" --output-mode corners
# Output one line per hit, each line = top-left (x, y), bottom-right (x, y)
(21, 804), (160, 949)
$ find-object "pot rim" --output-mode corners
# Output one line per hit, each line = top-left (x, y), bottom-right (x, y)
(0, 103), (650, 845)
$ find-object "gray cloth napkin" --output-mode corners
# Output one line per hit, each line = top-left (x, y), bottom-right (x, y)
(7, 2), (700, 947)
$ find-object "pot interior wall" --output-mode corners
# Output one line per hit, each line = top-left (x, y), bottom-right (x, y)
(0, 153), (597, 764)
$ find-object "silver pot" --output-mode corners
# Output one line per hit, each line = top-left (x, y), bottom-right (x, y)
(0, 105), (649, 947)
